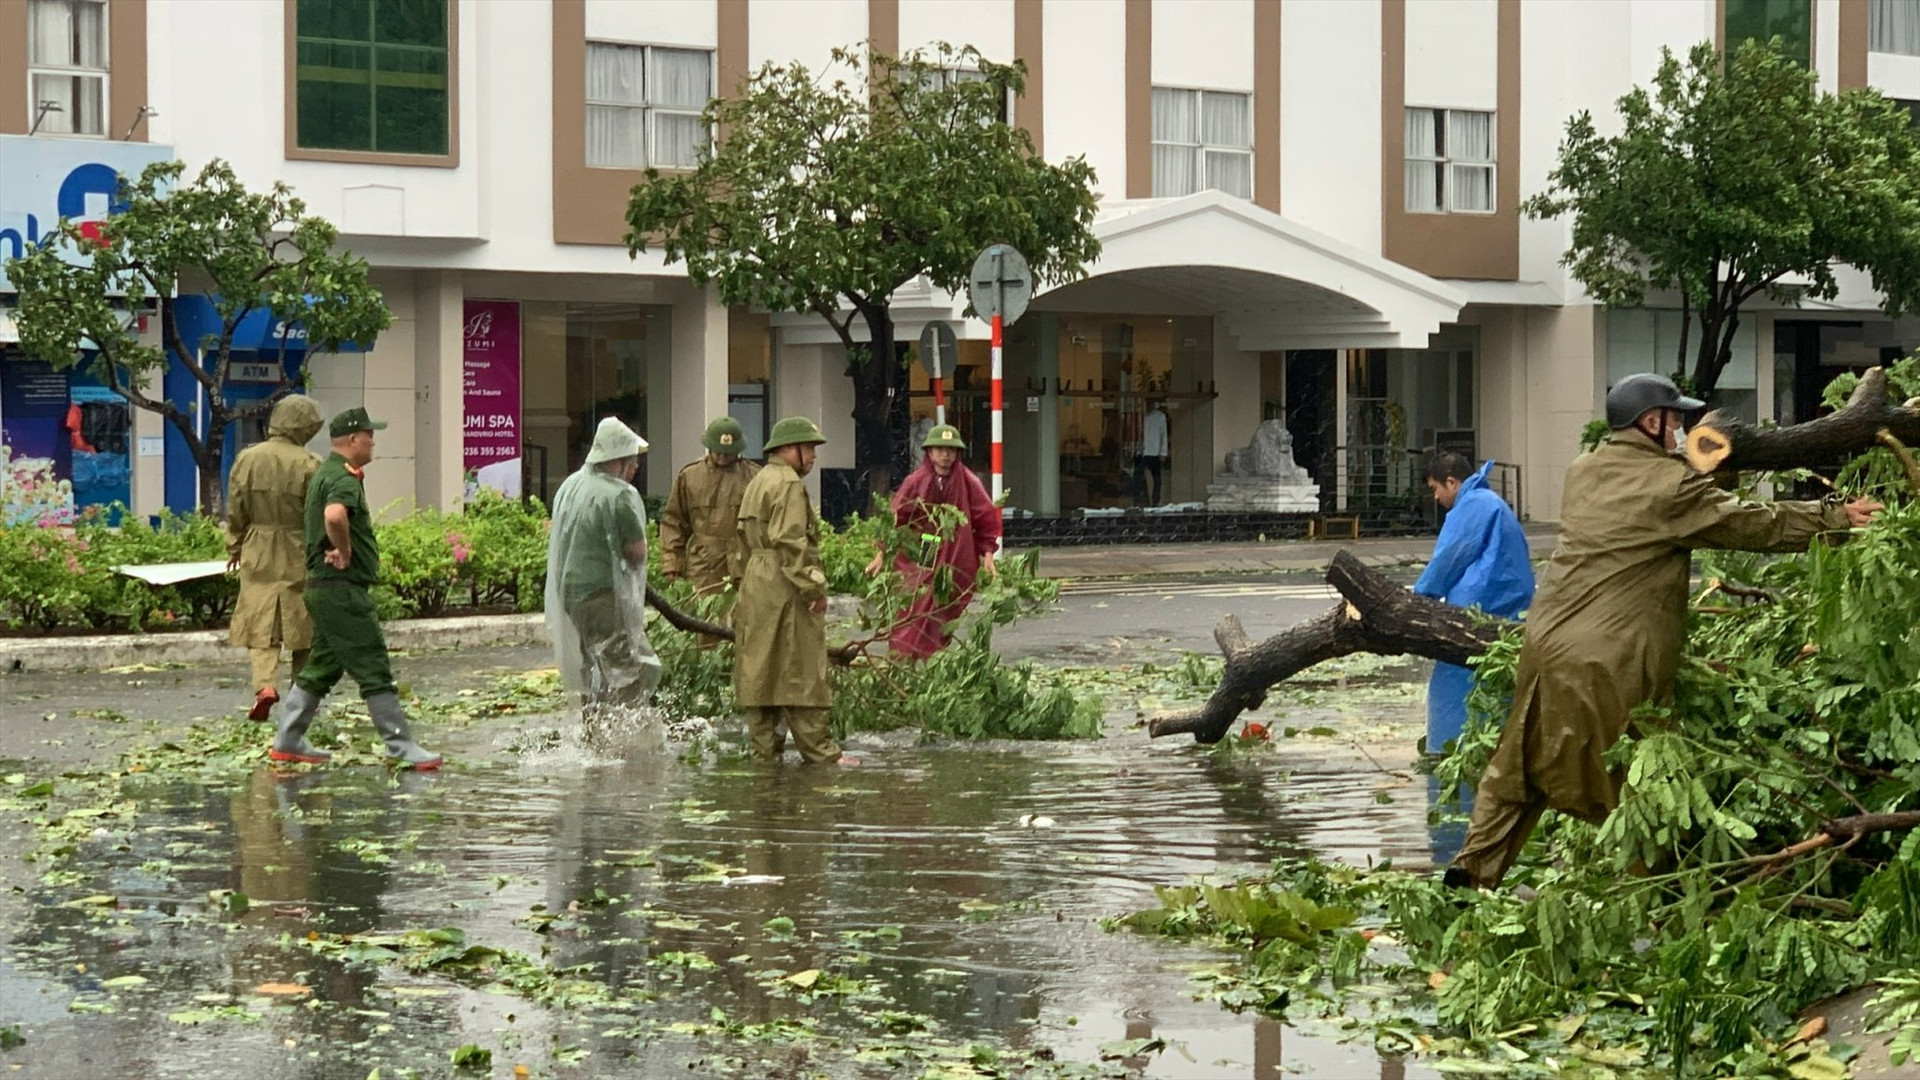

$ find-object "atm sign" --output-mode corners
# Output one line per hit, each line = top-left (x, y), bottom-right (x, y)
(230, 362), (282, 385)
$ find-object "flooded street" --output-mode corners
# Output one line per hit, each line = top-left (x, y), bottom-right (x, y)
(0, 628), (1445, 1079)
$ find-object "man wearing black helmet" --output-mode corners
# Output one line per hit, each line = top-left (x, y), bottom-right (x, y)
(1445, 373), (1882, 890)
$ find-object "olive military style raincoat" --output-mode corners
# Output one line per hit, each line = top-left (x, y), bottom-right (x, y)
(732, 457), (831, 709)
(1452, 429), (1853, 887)
(659, 456), (760, 593)
(226, 396), (325, 691)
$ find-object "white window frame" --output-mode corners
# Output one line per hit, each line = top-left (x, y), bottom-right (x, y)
(26, 0), (110, 138)
(1405, 107), (1496, 215)
(919, 66), (1014, 126)
(1150, 86), (1254, 200)
(585, 41), (714, 171)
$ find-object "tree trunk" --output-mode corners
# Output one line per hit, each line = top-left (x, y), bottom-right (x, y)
(849, 303), (900, 512)
(1686, 366), (1920, 475)
(1148, 550), (1511, 743)
(197, 440), (226, 519)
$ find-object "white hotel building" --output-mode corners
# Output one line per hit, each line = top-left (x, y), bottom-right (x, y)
(3, 0), (1919, 526)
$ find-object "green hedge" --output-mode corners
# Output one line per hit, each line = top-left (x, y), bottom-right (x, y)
(0, 489), (888, 633)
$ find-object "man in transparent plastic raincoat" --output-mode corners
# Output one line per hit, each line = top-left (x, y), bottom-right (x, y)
(545, 418), (662, 728)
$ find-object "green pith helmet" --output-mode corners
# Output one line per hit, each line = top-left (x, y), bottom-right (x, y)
(922, 424), (966, 451)
(703, 416), (746, 453)
(763, 415), (827, 452)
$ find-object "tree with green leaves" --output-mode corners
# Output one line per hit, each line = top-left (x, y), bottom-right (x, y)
(1523, 39), (1920, 398)
(9, 159), (391, 518)
(625, 42), (1101, 497)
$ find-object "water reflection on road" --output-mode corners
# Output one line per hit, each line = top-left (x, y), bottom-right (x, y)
(0, 664), (1442, 1079)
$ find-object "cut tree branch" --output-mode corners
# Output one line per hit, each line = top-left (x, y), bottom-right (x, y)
(645, 584), (874, 666)
(1687, 366), (1920, 474)
(1876, 429), (1920, 492)
(1750, 811), (1920, 866)
(1147, 550), (1510, 743)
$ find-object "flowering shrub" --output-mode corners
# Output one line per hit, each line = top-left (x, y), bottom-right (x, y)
(0, 486), (894, 632)
(77, 510), (234, 630)
(459, 488), (550, 612)
(373, 505), (461, 618)
(0, 526), (94, 630)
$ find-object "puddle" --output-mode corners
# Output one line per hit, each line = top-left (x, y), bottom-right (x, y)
(0, 647), (1445, 1078)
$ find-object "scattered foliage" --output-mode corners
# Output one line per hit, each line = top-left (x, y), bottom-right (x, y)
(1120, 362), (1920, 1076)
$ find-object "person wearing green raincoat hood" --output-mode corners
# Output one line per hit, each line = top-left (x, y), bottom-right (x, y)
(1445, 374), (1882, 890)
(226, 394), (325, 722)
(545, 417), (662, 735)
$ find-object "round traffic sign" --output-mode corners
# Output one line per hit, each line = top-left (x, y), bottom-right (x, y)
(967, 244), (1032, 325)
(917, 321), (959, 378)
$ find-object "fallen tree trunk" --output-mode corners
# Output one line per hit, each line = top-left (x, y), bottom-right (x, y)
(1687, 366), (1920, 475)
(1148, 550), (1510, 743)
(645, 585), (873, 665)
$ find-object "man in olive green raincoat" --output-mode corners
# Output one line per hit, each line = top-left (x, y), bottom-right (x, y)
(1447, 375), (1882, 889)
(660, 416), (760, 596)
(226, 394), (324, 721)
(731, 415), (845, 764)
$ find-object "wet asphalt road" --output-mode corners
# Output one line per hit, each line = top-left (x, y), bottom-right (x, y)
(998, 568), (1416, 667)
(0, 570), (1443, 1080)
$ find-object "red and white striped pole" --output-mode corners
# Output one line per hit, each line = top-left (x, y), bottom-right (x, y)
(990, 313), (1004, 502)
(932, 372), (946, 427)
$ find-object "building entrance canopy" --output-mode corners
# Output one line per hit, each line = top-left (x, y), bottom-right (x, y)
(1033, 191), (1467, 350)
(770, 190), (1467, 351)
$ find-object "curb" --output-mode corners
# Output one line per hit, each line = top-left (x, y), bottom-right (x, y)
(0, 613), (550, 676)
(0, 536), (1546, 673)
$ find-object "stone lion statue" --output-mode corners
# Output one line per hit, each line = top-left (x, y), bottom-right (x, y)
(1224, 420), (1311, 483)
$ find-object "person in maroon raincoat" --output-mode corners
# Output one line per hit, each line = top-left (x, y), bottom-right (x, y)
(865, 424), (1003, 659)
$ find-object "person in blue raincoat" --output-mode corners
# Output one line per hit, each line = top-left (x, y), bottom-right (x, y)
(1413, 453), (1535, 753)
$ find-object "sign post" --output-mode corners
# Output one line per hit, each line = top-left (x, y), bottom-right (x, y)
(917, 321), (958, 427)
(966, 244), (1031, 504)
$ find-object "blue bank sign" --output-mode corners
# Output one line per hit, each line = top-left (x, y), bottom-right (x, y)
(0, 135), (173, 294)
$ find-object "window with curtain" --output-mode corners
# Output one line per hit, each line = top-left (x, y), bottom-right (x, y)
(587, 43), (713, 170)
(1150, 87), (1252, 199)
(1405, 107), (1495, 214)
(916, 67), (1013, 125)
(1725, 0), (1812, 67)
(1872, 0), (1920, 55)
(295, 0), (450, 155)
(27, 0), (108, 137)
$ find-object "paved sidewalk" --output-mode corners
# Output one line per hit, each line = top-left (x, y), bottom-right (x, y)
(1032, 523), (1561, 580)
(0, 526), (1562, 674)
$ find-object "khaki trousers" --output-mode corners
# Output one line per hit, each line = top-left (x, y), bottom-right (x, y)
(744, 706), (840, 764)
(1449, 784), (1549, 889)
(250, 647), (311, 694)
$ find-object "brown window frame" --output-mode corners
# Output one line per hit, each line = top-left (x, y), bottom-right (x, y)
(283, 0), (460, 169)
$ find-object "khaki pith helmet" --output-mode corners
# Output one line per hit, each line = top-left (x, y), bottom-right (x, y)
(921, 424), (966, 451)
(703, 416), (746, 453)
(763, 415), (826, 452)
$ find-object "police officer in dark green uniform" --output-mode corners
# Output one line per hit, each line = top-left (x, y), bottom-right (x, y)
(270, 407), (442, 770)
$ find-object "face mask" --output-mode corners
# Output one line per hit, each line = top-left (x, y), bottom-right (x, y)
(1672, 425), (1687, 446)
